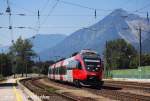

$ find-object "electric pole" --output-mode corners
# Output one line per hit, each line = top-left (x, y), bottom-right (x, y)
(6, 0), (16, 78)
(0, 50), (2, 76)
(139, 27), (142, 67)
(6, 0), (14, 43)
(25, 60), (28, 77)
(104, 41), (108, 78)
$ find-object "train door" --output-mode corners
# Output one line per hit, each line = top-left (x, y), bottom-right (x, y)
(66, 60), (79, 82)
(67, 70), (73, 82)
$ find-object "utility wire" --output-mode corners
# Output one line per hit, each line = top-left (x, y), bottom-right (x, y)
(0, 26), (85, 29)
(57, 0), (112, 12)
(134, 2), (150, 12)
(9, 0), (36, 14)
(53, 0), (149, 14)
(40, 0), (51, 14)
(33, 0), (51, 34)
(34, 0), (60, 35)
(41, 0), (60, 25)
(1, 0), (149, 16)
(0, 13), (108, 17)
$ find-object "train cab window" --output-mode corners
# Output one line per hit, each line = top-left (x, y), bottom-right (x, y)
(76, 61), (82, 69)
(84, 59), (101, 72)
(67, 60), (82, 69)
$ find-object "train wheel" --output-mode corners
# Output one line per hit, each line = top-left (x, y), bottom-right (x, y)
(74, 80), (81, 88)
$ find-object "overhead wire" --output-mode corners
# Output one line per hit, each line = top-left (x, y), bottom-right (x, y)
(0, 11), (147, 16)
(34, 0), (60, 34)
(41, 0), (60, 25)
(9, 0), (36, 14)
(0, 13), (108, 17)
(1, 0), (150, 37)
(56, 0), (112, 12)
(1, 0), (149, 17)
(40, 0), (51, 14)
(55, 0), (150, 14)
(33, 0), (50, 35)
(134, 1), (150, 13)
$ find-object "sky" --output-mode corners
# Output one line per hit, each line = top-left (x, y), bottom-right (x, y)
(0, 0), (150, 46)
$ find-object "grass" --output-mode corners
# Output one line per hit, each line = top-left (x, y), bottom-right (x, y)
(110, 66), (150, 79)
(39, 83), (58, 93)
(46, 86), (57, 93)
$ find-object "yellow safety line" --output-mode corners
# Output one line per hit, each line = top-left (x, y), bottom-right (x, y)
(13, 86), (23, 101)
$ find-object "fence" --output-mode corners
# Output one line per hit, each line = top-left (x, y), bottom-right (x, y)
(109, 66), (150, 79)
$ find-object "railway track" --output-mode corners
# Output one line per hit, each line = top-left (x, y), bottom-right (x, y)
(20, 78), (150, 101)
(104, 80), (150, 92)
(20, 78), (95, 101)
(40, 78), (150, 101)
(84, 87), (150, 101)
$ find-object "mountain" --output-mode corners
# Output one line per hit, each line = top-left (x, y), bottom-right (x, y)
(29, 34), (66, 53)
(39, 9), (150, 61)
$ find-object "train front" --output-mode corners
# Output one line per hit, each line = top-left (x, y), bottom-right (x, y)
(80, 50), (104, 87)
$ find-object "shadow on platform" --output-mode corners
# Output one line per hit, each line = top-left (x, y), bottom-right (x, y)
(0, 83), (18, 87)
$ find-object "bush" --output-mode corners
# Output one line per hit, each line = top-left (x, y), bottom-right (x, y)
(0, 74), (3, 80)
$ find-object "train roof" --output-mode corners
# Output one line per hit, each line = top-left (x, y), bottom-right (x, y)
(80, 49), (97, 54)
(49, 49), (99, 67)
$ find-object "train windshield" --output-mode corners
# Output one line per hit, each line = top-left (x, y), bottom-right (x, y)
(84, 59), (101, 72)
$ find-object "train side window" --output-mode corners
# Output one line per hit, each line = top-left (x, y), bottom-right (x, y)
(58, 67), (60, 75)
(55, 68), (58, 74)
(68, 61), (74, 69)
(57, 68), (59, 74)
(49, 68), (51, 74)
(59, 66), (65, 75)
(58, 67), (60, 74)
(55, 68), (57, 74)
(71, 61), (76, 68)
(57, 67), (59, 75)
(51, 68), (53, 74)
(53, 68), (56, 74)
(62, 66), (66, 74)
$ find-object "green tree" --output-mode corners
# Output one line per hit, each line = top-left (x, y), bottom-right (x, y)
(33, 60), (55, 75)
(141, 54), (150, 66)
(104, 39), (138, 70)
(41, 61), (55, 75)
(0, 53), (12, 76)
(9, 37), (36, 77)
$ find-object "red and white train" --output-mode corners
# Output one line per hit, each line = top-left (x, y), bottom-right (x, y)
(48, 49), (104, 88)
